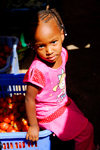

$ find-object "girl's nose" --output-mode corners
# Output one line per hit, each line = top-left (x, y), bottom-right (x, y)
(46, 46), (53, 55)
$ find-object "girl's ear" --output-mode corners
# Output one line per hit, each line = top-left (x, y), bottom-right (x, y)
(60, 29), (65, 42)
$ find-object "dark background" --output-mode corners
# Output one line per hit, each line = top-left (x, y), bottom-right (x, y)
(0, 0), (100, 147)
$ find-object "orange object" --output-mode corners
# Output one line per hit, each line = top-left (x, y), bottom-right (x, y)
(0, 122), (9, 131)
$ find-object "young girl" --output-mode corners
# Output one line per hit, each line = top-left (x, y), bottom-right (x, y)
(23, 8), (95, 150)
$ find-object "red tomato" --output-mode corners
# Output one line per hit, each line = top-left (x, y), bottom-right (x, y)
(21, 118), (28, 126)
(0, 122), (9, 131)
(13, 121), (21, 131)
(4, 45), (11, 53)
(10, 129), (16, 132)
(1, 101), (8, 108)
(9, 113), (15, 121)
(3, 116), (11, 123)
(11, 121), (14, 126)
(5, 97), (12, 103)
(7, 125), (14, 132)
(0, 129), (6, 133)
(8, 103), (14, 109)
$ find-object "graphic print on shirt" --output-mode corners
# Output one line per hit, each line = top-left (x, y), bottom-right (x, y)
(53, 69), (66, 102)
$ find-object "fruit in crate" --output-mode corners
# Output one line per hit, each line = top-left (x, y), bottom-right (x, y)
(4, 45), (12, 54)
(0, 95), (29, 132)
(0, 45), (12, 69)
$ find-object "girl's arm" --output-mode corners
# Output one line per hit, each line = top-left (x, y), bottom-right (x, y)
(25, 83), (40, 142)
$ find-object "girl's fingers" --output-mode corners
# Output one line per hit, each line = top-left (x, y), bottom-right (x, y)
(31, 136), (39, 141)
(32, 137), (36, 141)
(26, 134), (29, 140)
(26, 133), (39, 142)
(35, 136), (39, 141)
(26, 134), (33, 141)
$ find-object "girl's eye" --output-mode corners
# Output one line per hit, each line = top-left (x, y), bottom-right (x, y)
(52, 40), (57, 44)
(38, 45), (44, 49)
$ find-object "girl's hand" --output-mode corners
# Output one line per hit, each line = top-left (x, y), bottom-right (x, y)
(26, 125), (39, 141)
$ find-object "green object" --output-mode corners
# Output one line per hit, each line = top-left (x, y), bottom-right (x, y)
(20, 33), (27, 47)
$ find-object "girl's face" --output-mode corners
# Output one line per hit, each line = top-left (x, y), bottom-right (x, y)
(33, 18), (64, 68)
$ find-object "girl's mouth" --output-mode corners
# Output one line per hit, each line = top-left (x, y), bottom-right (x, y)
(47, 55), (57, 61)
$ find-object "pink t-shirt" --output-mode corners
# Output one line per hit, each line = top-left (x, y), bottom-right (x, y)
(23, 47), (68, 119)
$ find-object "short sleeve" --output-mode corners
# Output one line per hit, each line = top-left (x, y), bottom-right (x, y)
(23, 67), (46, 88)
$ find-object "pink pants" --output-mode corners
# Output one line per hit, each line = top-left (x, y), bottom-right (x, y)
(39, 98), (95, 150)
(74, 121), (95, 150)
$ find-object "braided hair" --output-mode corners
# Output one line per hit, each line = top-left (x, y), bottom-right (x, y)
(38, 8), (67, 36)
(25, 8), (67, 45)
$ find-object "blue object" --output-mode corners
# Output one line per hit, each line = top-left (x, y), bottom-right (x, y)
(0, 74), (25, 97)
(0, 36), (19, 74)
(0, 74), (52, 150)
(0, 130), (52, 150)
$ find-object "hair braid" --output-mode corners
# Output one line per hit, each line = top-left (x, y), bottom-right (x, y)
(24, 8), (67, 44)
(38, 8), (67, 36)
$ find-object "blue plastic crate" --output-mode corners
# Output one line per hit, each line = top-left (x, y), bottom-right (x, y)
(0, 74), (52, 150)
(0, 74), (26, 97)
(0, 36), (19, 74)
(0, 130), (52, 150)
